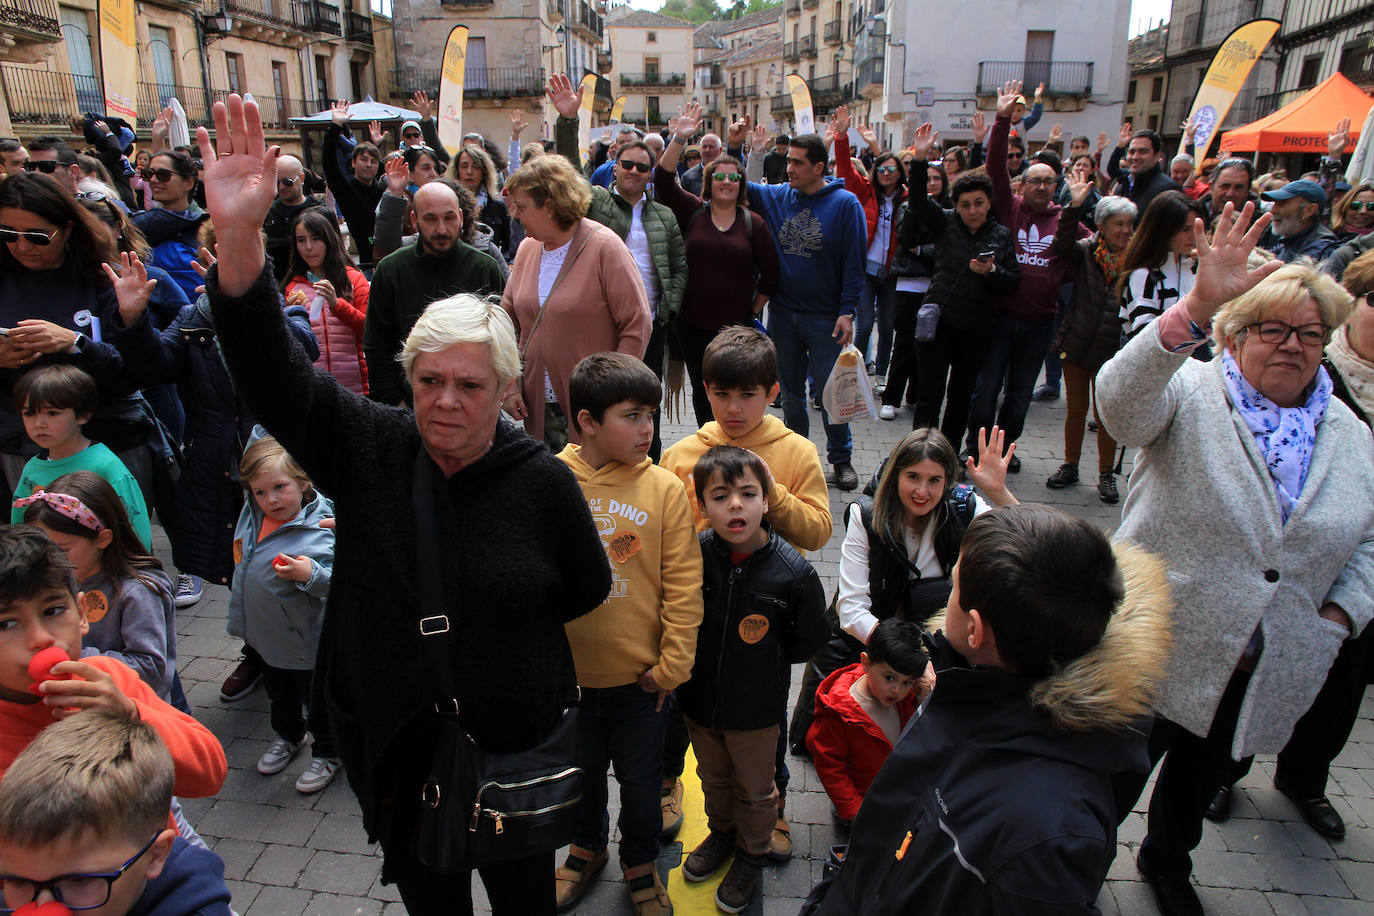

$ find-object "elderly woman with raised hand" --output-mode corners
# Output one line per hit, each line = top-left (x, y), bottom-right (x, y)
(1098, 202), (1374, 916)
(191, 95), (611, 915)
(1044, 182), (1137, 504)
(500, 154), (651, 451)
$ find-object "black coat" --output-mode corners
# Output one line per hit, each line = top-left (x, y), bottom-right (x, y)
(205, 264), (611, 881)
(677, 529), (828, 731)
(478, 194), (513, 261)
(322, 125), (385, 269)
(110, 297), (318, 584)
(1050, 206), (1124, 372)
(901, 161), (1020, 332)
(1105, 150), (1181, 220)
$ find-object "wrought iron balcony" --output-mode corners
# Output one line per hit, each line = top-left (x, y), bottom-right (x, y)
(976, 60), (1095, 96)
(799, 34), (816, 58)
(0, 0), (61, 44)
(823, 20), (840, 45)
(345, 10), (372, 43)
(389, 66), (548, 100)
(619, 71), (687, 89)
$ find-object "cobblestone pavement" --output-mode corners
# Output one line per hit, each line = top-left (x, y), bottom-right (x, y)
(167, 388), (1374, 915)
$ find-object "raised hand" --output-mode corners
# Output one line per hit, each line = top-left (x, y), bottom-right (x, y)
(383, 152), (409, 195)
(1034, 81), (1045, 99)
(964, 426), (1017, 506)
(910, 121), (936, 159)
(1096, 130), (1109, 153)
(831, 105), (851, 137)
(153, 107), (172, 138)
(1330, 116), (1352, 159)
(195, 96), (280, 238)
(330, 100), (350, 128)
(410, 90), (434, 120)
(368, 120), (386, 145)
(1181, 115), (1196, 143)
(727, 114), (751, 147)
(972, 112), (988, 144)
(101, 252), (157, 327)
(510, 108), (528, 139)
(191, 246), (216, 295)
(1186, 200), (1284, 325)
(997, 80), (1024, 120)
(1049, 123), (1063, 143)
(675, 101), (703, 140)
(1066, 175), (1094, 207)
(858, 123), (879, 153)
(545, 73), (583, 120)
(749, 122), (767, 152)
(1118, 120), (1133, 148)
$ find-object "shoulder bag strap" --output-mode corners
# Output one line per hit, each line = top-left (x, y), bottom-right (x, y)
(412, 449), (459, 710)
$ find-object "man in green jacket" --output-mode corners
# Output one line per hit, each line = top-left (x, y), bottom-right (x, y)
(555, 107), (688, 459)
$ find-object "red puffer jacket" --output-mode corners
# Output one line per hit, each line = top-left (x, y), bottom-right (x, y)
(284, 265), (370, 394)
(805, 662), (918, 821)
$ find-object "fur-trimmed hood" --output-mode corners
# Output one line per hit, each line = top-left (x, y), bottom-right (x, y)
(926, 539), (1173, 734)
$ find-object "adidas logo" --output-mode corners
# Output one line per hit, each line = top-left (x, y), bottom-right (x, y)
(1017, 251), (1051, 267)
(1017, 225), (1053, 253)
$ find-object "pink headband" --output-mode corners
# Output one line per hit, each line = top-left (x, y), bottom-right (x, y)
(12, 489), (105, 532)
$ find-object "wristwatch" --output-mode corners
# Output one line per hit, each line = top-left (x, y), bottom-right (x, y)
(67, 333), (88, 355)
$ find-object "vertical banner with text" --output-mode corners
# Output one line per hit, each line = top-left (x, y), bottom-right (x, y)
(610, 95), (626, 124)
(787, 74), (814, 137)
(577, 73), (598, 165)
(438, 25), (470, 156)
(97, 0), (138, 127)
(1187, 19), (1281, 160)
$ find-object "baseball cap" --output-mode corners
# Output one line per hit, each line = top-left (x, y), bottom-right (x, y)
(1260, 179), (1326, 206)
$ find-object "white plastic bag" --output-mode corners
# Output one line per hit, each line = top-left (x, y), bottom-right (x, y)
(821, 344), (877, 422)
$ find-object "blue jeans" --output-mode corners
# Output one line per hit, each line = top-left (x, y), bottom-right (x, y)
(771, 306), (852, 466)
(573, 683), (668, 866)
(965, 314), (1055, 452)
(856, 272), (898, 376)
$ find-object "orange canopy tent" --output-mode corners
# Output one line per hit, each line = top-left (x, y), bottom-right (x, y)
(1218, 72), (1372, 154)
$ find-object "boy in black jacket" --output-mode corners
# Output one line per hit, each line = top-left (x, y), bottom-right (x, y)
(806, 504), (1171, 915)
(677, 446), (827, 914)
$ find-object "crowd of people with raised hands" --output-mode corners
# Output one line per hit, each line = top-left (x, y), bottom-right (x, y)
(0, 72), (1371, 916)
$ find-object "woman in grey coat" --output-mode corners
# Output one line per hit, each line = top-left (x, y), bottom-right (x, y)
(1098, 202), (1374, 916)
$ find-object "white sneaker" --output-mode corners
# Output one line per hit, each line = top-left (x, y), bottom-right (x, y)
(295, 756), (340, 793)
(256, 737), (305, 775)
(878, 404), (897, 421)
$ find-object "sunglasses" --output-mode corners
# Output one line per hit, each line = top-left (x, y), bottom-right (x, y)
(277, 177), (297, 187)
(1349, 201), (1374, 212)
(22, 160), (59, 174)
(140, 168), (177, 182)
(1007, 152), (1024, 159)
(403, 131), (422, 139)
(76, 189), (113, 202)
(0, 226), (61, 245)
(617, 160), (652, 173)
(712, 172), (742, 183)
(875, 165), (898, 175)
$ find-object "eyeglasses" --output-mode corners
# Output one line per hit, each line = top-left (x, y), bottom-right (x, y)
(140, 168), (177, 182)
(277, 177), (297, 187)
(1349, 201), (1374, 212)
(0, 226), (60, 246)
(1245, 320), (1332, 348)
(403, 131), (422, 140)
(617, 160), (652, 173)
(875, 165), (899, 175)
(22, 160), (59, 174)
(1023, 177), (1056, 187)
(0, 831), (160, 910)
(712, 172), (742, 183)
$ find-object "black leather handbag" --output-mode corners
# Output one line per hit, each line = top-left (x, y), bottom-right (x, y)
(409, 452), (584, 873)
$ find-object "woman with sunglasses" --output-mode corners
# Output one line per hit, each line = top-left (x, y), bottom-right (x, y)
(1332, 183), (1374, 243)
(132, 150), (208, 302)
(654, 100), (780, 428)
(828, 107), (908, 387)
(282, 208), (370, 395)
(0, 173), (146, 493)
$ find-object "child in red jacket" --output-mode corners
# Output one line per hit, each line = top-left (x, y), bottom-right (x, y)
(806, 618), (928, 825)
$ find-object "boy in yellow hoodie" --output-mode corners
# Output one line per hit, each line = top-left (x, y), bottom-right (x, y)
(658, 324), (833, 859)
(555, 352), (703, 916)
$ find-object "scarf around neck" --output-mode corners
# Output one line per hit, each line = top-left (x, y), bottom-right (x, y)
(1325, 323), (1374, 423)
(1221, 349), (1332, 522)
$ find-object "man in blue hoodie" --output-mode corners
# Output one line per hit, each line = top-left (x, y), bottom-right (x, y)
(745, 125), (867, 490)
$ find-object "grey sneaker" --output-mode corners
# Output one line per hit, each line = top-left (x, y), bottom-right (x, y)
(174, 573), (203, 608)
(257, 737), (305, 775)
(295, 756), (340, 793)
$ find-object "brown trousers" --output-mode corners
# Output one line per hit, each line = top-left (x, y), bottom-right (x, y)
(686, 718), (779, 857)
(1062, 360), (1118, 473)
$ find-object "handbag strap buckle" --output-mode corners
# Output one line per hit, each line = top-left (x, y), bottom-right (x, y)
(420, 615), (450, 636)
(434, 698), (459, 715)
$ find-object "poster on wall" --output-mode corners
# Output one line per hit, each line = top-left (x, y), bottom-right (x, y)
(97, 0), (138, 127)
(437, 25), (469, 156)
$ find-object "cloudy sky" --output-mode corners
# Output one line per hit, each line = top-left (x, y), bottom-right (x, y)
(623, 0), (1174, 37)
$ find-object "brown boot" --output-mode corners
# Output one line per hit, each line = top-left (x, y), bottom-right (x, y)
(554, 844), (608, 912)
(768, 814), (793, 861)
(622, 859), (673, 916)
(660, 777), (684, 840)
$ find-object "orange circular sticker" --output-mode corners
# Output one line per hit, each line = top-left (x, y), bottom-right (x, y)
(608, 532), (642, 564)
(738, 614), (769, 644)
(82, 590), (109, 623)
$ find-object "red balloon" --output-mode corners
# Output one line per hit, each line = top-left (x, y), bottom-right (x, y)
(27, 646), (72, 685)
(14, 900), (74, 915)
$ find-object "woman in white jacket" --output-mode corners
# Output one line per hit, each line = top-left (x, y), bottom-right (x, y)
(1098, 203), (1374, 915)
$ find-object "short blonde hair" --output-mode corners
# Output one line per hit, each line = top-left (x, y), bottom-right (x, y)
(1342, 248), (1374, 301)
(502, 155), (590, 229)
(239, 435), (312, 494)
(1213, 261), (1355, 348)
(521, 141), (545, 164)
(451, 144), (500, 199)
(401, 294), (522, 389)
(0, 710), (173, 847)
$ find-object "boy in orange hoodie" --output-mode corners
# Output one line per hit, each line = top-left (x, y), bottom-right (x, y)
(0, 526), (227, 806)
(659, 325), (833, 858)
(806, 618), (927, 826)
(555, 353), (703, 916)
